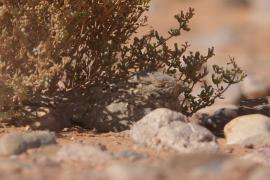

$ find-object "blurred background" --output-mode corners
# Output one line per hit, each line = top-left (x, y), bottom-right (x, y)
(140, 0), (270, 102)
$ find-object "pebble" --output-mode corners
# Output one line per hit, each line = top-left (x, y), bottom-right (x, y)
(113, 150), (149, 161)
(56, 143), (113, 164)
(0, 131), (56, 156)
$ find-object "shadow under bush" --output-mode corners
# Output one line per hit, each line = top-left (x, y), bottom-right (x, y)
(0, 0), (245, 132)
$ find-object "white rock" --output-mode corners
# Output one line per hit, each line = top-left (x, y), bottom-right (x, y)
(131, 108), (219, 153)
(224, 114), (270, 145)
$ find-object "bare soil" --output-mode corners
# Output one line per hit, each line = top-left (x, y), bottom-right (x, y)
(0, 0), (270, 179)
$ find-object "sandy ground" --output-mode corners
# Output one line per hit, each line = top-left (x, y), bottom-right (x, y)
(0, 1), (270, 179)
(0, 126), (258, 159)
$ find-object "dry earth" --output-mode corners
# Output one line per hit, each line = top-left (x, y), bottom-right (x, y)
(1, 0), (270, 179)
(0, 125), (268, 180)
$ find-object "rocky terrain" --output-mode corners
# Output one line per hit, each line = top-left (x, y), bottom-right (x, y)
(1, 0), (270, 179)
(1, 100), (270, 180)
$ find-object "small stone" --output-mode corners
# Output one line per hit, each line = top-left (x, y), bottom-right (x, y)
(0, 133), (27, 156)
(224, 114), (270, 145)
(113, 150), (149, 161)
(131, 108), (219, 153)
(56, 143), (113, 164)
(0, 131), (56, 156)
(23, 131), (56, 149)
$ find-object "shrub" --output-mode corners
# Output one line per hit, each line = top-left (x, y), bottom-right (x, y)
(0, 0), (245, 123)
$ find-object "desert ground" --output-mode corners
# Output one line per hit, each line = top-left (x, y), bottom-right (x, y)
(0, 0), (270, 179)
